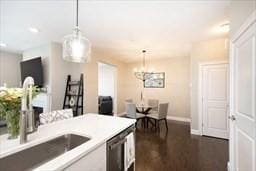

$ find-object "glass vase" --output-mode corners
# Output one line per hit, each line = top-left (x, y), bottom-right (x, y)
(6, 110), (20, 139)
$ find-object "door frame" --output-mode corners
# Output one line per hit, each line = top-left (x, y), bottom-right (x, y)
(98, 61), (118, 115)
(198, 61), (229, 136)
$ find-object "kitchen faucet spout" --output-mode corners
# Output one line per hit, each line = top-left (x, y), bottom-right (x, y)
(20, 77), (35, 144)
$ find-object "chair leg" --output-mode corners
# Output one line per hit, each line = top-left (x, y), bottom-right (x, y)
(154, 119), (157, 131)
(164, 119), (168, 131)
(157, 120), (160, 132)
(143, 118), (146, 129)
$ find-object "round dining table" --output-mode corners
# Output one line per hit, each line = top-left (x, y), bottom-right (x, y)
(136, 103), (156, 129)
(136, 103), (156, 114)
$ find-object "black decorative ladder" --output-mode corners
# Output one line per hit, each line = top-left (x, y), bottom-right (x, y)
(63, 74), (84, 116)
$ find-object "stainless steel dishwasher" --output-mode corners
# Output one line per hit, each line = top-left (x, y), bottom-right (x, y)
(107, 125), (135, 171)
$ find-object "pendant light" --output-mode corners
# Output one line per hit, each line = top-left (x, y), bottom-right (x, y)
(133, 50), (155, 81)
(63, 0), (91, 63)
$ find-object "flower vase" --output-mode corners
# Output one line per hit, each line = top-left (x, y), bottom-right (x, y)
(6, 110), (20, 139)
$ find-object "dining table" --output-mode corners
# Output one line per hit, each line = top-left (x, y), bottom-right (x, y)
(136, 103), (156, 129)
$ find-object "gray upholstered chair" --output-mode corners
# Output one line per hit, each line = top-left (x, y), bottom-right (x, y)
(125, 103), (145, 119)
(147, 99), (159, 113)
(124, 103), (145, 128)
(147, 103), (169, 131)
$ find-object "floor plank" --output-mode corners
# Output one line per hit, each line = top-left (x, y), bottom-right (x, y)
(135, 120), (228, 171)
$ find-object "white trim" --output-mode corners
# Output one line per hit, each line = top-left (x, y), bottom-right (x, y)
(231, 10), (256, 43)
(190, 129), (201, 135)
(198, 61), (229, 136)
(166, 116), (191, 123)
(227, 161), (230, 171)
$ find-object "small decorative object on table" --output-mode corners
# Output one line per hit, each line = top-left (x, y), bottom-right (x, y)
(0, 87), (38, 139)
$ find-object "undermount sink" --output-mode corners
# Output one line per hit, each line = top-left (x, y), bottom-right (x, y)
(0, 134), (90, 171)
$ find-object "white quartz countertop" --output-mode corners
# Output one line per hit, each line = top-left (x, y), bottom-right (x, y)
(0, 114), (136, 171)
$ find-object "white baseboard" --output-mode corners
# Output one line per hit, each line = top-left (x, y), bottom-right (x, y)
(166, 116), (191, 123)
(190, 129), (201, 135)
(227, 162), (230, 171)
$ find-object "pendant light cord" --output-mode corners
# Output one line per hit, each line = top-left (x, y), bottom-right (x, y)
(142, 50), (146, 71)
(76, 0), (79, 27)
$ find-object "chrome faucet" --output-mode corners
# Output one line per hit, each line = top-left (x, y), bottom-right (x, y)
(20, 77), (35, 144)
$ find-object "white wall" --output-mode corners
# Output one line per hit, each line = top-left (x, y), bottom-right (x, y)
(0, 51), (22, 87)
(98, 63), (115, 98)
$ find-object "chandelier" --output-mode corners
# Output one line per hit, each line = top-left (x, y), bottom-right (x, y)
(63, 0), (91, 63)
(133, 50), (154, 81)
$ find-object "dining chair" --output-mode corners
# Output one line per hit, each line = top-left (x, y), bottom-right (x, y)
(147, 99), (159, 113)
(147, 103), (169, 131)
(125, 103), (145, 127)
(125, 98), (143, 114)
(39, 109), (73, 125)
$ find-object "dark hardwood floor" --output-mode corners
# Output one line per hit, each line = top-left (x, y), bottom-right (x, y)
(135, 120), (228, 171)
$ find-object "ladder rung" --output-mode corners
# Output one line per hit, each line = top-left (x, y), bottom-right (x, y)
(64, 105), (82, 108)
(66, 94), (82, 96)
(63, 74), (83, 116)
(69, 81), (80, 86)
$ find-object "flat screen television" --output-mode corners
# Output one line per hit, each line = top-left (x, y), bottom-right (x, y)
(20, 57), (44, 87)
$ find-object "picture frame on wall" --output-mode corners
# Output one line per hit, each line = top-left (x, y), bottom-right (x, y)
(144, 72), (165, 88)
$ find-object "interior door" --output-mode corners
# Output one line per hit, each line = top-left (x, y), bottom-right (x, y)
(230, 19), (256, 171)
(202, 63), (229, 139)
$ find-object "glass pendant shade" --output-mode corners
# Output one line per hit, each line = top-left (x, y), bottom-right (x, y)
(63, 27), (91, 63)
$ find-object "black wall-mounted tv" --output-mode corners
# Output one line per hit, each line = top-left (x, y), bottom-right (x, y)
(20, 57), (44, 87)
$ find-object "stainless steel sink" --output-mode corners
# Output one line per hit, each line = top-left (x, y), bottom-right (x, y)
(0, 134), (90, 171)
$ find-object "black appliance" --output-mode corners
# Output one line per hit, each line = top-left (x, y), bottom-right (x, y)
(98, 96), (113, 115)
(20, 57), (44, 87)
(107, 125), (135, 171)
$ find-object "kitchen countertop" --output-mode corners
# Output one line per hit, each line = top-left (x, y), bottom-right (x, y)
(0, 114), (136, 170)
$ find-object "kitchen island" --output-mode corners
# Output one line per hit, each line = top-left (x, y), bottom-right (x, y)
(0, 114), (136, 171)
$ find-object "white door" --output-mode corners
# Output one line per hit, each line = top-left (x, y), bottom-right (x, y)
(230, 14), (256, 171)
(202, 63), (229, 139)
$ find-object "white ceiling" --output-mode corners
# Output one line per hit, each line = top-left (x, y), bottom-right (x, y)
(0, 0), (230, 63)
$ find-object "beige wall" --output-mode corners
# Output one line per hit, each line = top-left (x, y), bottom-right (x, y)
(84, 49), (127, 114)
(124, 57), (190, 119)
(190, 38), (229, 130)
(0, 51), (22, 87)
(230, 0), (256, 36)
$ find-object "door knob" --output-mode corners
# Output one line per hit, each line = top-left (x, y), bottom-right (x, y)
(229, 115), (236, 121)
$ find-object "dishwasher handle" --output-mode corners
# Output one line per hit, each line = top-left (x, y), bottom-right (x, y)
(109, 139), (127, 150)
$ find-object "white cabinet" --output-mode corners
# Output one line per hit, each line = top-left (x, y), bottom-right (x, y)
(64, 143), (106, 171)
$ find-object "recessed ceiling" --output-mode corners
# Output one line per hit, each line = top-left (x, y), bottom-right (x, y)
(0, 0), (230, 63)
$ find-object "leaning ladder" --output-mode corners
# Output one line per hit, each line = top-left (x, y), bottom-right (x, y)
(63, 74), (84, 116)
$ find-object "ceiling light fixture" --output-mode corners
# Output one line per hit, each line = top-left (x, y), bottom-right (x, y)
(28, 27), (40, 33)
(133, 50), (154, 82)
(0, 43), (7, 47)
(220, 23), (230, 33)
(62, 0), (91, 63)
